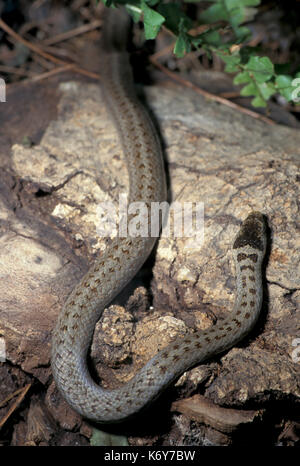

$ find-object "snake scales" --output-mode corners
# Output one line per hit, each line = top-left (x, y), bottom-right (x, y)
(51, 8), (267, 423)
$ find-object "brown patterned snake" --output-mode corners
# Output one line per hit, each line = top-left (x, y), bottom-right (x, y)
(51, 8), (267, 423)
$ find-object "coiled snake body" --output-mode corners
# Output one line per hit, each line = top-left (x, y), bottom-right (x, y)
(51, 9), (267, 423)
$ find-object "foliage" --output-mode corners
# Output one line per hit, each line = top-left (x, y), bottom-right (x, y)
(101, 0), (300, 107)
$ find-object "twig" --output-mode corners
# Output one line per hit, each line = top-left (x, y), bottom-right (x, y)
(156, 20), (227, 62)
(7, 64), (100, 88)
(0, 17), (67, 66)
(0, 17), (101, 84)
(42, 19), (102, 45)
(73, 67), (100, 80)
(0, 16), (275, 125)
(282, 103), (300, 112)
(0, 65), (35, 77)
(149, 56), (275, 125)
(219, 91), (241, 99)
(0, 383), (31, 429)
(7, 64), (75, 87)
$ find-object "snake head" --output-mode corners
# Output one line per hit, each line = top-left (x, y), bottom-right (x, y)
(233, 212), (267, 255)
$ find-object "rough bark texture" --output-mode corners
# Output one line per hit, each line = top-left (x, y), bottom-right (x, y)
(0, 74), (299, 445)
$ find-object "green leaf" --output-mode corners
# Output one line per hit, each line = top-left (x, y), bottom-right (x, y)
(215, 49), (241, 72)
(225, 0), (260, 7)
(184, 0), (215, 3)
(225, 3), (258, 26)
(251, 95), (267, 107)
(101, 1), (298, 110)
(274, 75), (294, 101)
(199, 30), (222, 47)
(276, 75), (293, 88)
(234, 25), (251, 41)
(239, 77), (274, 107)
(257, 81), (276, 99)
(244, 56), (274, 83)
(158, 3), (192, 35)
(101, 0), (113, 6)
(227, 9), (245, 29)
(147, 0), (160, 6)
(290, 77), (300, 102)
(240, 81), (257, 96)
(224, 60), (240, 73)
(141, 0), (165, 40)
(234, 70), (251, 84)
(174, 32), (191, 57)
(200, 0), (259, 31)
(200, 3), (229, 23)
(126, 3), (142, 23)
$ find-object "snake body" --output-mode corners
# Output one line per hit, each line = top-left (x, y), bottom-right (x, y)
(51, 9), (267, 423)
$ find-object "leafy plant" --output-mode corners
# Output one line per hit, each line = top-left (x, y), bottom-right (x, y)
(101, 0), (300, 108)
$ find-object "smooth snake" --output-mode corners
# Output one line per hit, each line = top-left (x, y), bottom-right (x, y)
(51, 8), (267, 423)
